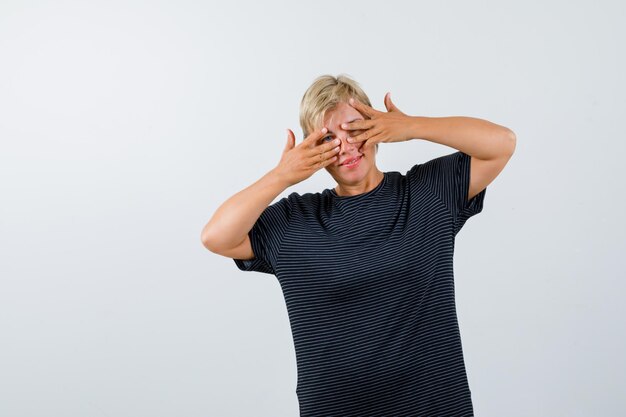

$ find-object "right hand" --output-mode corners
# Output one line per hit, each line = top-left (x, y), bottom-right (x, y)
(273, 127), (341, 187)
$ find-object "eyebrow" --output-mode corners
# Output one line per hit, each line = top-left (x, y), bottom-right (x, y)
(327, 118), (361, 134)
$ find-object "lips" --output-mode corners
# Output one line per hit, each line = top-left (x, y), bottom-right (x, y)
(340, 154), (363, 166)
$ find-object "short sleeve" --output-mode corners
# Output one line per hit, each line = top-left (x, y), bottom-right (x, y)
(233, 196), (291, 275)
(407, 151), (486, 235)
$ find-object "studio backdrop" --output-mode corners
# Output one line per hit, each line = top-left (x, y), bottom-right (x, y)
(1, 0), (624, 416)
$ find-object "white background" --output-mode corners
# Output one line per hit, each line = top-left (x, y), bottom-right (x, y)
(1, 0), (624, 416)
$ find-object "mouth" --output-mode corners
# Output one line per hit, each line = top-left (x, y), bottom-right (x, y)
(340, 154), (362, 168)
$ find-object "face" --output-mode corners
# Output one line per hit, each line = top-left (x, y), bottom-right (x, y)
(319, 101), (378, 186)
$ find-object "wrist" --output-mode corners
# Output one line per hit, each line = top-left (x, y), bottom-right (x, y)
(407, 116), (430, 141)
(268, 167), (292, 189)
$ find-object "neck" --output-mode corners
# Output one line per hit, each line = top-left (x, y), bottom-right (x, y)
(334, 169), (385, 197)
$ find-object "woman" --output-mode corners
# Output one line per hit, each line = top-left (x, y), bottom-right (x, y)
(201, 74), (516, 416)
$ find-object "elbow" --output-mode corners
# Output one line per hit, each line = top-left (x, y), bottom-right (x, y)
(200, 227), (219, 253)
(504, 128), (517, 156)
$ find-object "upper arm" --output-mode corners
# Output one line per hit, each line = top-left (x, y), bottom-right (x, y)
(468, 150), (514, 201)
(214, 235), (255, 260)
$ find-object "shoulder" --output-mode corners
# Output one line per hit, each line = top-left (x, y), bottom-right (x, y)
(285, 189), (327, 207)
(405, 151), (465, 180)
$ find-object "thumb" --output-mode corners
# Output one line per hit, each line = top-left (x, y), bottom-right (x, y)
(384, 92), (399, 112)
(284, 129), (296, 153)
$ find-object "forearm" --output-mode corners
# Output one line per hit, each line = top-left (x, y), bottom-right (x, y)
(201, 168), (289, 251)
(408, 116), (516, 160)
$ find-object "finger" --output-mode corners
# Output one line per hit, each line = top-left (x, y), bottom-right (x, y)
(284, 129), (296, 153)
(321, 145), (341, 161)
(307, 138), (341, 157)
(384, 92), (395, 112)
(303, 127), (328, 147)
(362, 134), (384, 151)
(341, 119), (374, 131)
(320, 154), (339, 168)
(347, 128), (380, 144)
(349, 97), (378, 118)
(307, 143), (340, 167)
(384, 92), (401, 113)
(315, 151), (339, 169)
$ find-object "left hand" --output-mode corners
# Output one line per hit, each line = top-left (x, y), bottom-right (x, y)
(343, 93), (415, 151)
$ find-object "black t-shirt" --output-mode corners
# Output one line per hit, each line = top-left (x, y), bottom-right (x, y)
(234, 151), (486, 416)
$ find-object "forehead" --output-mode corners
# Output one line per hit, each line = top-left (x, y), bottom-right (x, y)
(322, 102), (364, 127)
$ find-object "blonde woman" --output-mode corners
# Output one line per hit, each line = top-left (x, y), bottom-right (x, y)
(201, 74), (516, 416)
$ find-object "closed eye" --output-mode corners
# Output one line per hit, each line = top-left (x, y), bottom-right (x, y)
(321, 129), (364, 144)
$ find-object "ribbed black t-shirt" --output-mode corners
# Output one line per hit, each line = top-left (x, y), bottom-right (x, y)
(234, 151), (487, 416)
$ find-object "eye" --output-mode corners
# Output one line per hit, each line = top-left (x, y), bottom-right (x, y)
(322, 135), (333, 143)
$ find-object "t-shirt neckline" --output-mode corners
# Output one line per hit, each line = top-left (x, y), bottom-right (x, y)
(328, 172), (388, 200)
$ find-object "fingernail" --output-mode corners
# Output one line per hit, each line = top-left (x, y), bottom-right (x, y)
(334, 139), (340, 144)
(322, 127), (327, 133)
(349, 98), (354, 105)
(341, 123), (347, 129)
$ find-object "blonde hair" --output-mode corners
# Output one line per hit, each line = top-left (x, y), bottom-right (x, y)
(299, 74), (378, 152)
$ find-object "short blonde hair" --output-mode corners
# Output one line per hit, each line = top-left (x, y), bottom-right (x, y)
(299, 74), (377, 151)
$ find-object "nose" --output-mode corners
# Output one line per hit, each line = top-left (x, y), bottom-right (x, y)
(337, 135), (358, 154)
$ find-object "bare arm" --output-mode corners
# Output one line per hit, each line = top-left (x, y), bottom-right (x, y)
(344, 95), (516, 202)
(200, 127), (341, 259)
(200, 168), (289, 257)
